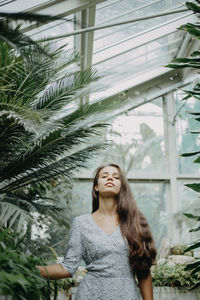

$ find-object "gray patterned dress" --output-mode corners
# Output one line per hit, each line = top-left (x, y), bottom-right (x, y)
(60, 214), (141, 300)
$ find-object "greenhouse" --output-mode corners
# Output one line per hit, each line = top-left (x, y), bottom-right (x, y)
(0, 0), (200, 299)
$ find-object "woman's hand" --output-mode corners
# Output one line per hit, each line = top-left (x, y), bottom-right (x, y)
(36, 263), (71, 280)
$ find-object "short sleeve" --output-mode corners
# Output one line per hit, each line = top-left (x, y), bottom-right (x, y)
(60, 217), (82, 277)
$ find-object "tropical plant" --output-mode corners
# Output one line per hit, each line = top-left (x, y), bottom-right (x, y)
(166, 0), (200, 290)
(0, 227), (54, 300)
(0, 18), (126, 232)
(151, 260), (200, 288)
(27, 179), (75, 257)
(0, 227), (77, 300)
(0, 10), (67, 55)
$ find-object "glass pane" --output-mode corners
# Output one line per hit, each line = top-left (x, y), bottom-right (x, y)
(176, 180), (200, 244)
(175, 87), (200, 174)
(83, 97), (165, 177)
(129, 182), (167, 249)
(94, 0), (186, 50)
(93, 32), (184, 88)
(93, 0), (191, 96)
(28, 19), (75, 50)
(71, 180), (93, 216)
(177, 180), (200, 212)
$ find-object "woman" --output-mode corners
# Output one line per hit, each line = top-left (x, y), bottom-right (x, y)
(37, 164), (157, 300)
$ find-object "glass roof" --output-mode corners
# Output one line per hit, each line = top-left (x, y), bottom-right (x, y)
(28, 19), (75, 50)
(1, 0), (196, 98)
(92, 0), (194, 96)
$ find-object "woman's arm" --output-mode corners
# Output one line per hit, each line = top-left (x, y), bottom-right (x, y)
(37, 263), (71, 280)
(137, 272), (153, 300)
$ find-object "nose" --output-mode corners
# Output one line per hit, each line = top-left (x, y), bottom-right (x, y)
(107, 175), (113, 181)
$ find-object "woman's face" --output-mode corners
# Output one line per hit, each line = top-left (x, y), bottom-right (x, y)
(95, 165), (121, 197)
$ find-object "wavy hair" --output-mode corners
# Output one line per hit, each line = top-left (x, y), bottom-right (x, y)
(92, 163), (157, 278)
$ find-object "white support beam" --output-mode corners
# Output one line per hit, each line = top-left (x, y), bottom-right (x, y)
(91, 65), (198, 108)
(80, 6), (96, 71)
(1, 0), (105, 15)
(4, 0), (106, 33)
(163, 92), (179, 244)
(75, 5), (96, 105)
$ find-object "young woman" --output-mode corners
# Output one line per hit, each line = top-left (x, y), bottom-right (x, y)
(37, 164), (157, 300)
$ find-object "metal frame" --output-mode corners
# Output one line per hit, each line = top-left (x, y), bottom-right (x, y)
(9, 0), (107, 33)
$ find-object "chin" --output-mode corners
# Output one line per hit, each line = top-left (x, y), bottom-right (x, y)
(101, 190), (119, 197)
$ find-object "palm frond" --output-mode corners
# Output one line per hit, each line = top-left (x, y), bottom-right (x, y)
(0, 21), (129, 230)
(60, 95), (125, 128)
(32, 69), (99, 110)
(0, 21), (46, 58)
(0, 101), (45, 131)
(0, 93), (124, 182)
(0, 117), (106, 182)
(0, 12), (63, 22)
(0, 200), (32, 232)
(0, 188), (63, 231)
(1, 143), (106, 192)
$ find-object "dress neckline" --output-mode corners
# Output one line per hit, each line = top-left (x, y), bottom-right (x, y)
(89, 214), (120, 237)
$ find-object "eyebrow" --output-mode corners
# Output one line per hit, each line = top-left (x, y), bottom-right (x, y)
(100, 172), (119, 176)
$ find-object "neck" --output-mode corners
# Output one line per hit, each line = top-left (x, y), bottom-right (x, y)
(98, 195), (117, 216)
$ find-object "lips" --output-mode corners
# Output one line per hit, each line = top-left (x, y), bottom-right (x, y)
(105, 182), (115, 187)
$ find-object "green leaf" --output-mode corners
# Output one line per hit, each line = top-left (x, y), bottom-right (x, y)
(178, 23), (200, 38)
(185, 183), (200, 192)
(193, 117), (200, 122)
(171, 57), (200, 63)
(188, 112), (200, 115)
(184, 260), (200, 270)
(184, 241), (200, 252)
(183, 213), (200, 221)
(188, 281), (200, 290)
(190, 50), (200, 56)
(183, 90), (200, 95)
(193, 156), (200, 163)
(189, 225), (200, 232)
(181, 151), (200, 157)
(190, 130), (200, 133)
(186, 2), (200, 13)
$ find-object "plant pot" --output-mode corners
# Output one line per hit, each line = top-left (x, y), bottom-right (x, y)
(153, 286), (200, 300)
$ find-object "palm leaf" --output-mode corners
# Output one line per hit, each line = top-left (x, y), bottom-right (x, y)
(32, 69), (99, 110)
(0, 201), (32, 232)
(1, 143), (106, 192)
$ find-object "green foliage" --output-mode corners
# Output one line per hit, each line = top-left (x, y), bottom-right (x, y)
(184, 183), (200, 192)
(186, 1), (200, 13)
(0, 226), (80, 299)
(0, 21), (127, 231)
(170, 244), (193, 256)
(26, 179), (75, 257)
(166, 0), (200, 290)
(0, 228), (60, 299)
(0, 12), (63, 60)
(151, 262), (200, 288)
(183, 213), (200, 290)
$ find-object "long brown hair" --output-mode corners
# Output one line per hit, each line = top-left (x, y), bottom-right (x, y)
(92, 163), (157, 278)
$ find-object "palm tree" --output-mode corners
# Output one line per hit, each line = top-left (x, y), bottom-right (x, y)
(0, 24), (121, 231)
